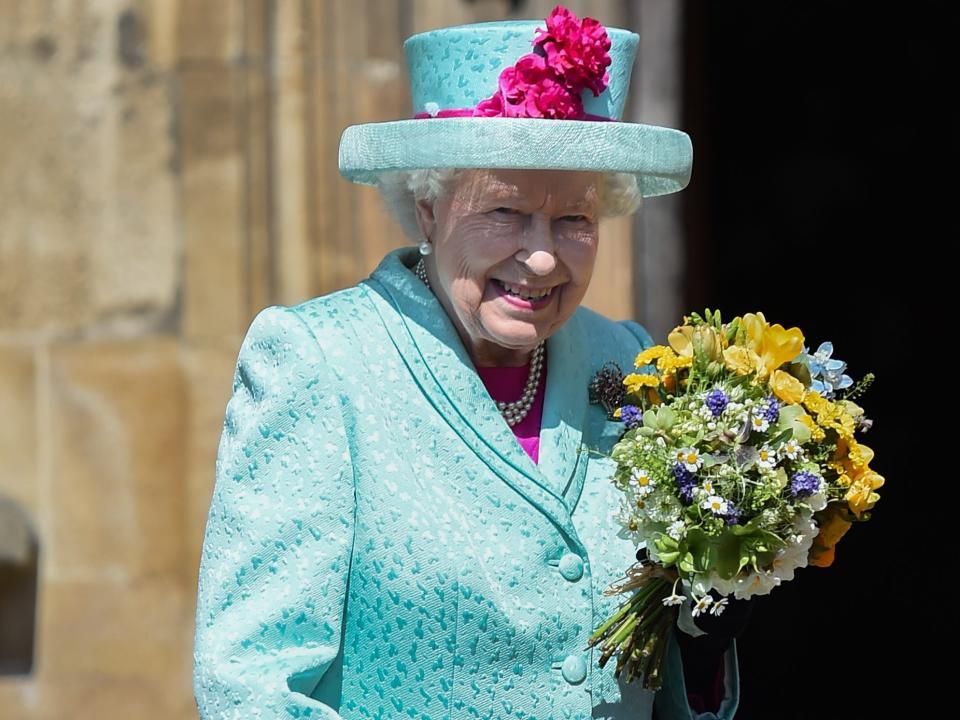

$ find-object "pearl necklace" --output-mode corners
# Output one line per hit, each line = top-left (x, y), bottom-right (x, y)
(414, 257), (545, 427)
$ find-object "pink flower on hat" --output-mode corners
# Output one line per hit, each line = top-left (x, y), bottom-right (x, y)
(533, 5), (612, 97)
(472, 3), (611, 120)
(476, 52), (585, 119)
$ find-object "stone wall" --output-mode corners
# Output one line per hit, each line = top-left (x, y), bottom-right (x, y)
(0, 2), (646, 717)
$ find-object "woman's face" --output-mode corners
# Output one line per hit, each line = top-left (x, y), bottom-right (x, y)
(414, 168), (602, 367)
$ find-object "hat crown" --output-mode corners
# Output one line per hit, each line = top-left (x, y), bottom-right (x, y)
(403, 20), (639, 120)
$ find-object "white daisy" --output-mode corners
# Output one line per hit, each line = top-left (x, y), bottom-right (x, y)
(678, 447), (704, 473)
(701, 494), (729, 515)
(661, 578), (686, 607)
(630, 467), (656, 497)
(709, 596), (729, 616)
(756, 445), (778, 469)
(750, 412), (770, 433)
(691, 593), (714, 617)
(666, 520), (687, 541)
(700, 479), (716, 495)
(782, 439), (803, 459)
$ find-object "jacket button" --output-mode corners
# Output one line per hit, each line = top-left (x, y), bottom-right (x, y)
(558, 552), (584, 581)
(561, 653), (587, 684)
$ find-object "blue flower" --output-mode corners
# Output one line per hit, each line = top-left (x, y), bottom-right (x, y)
(673, 464), (697, 504)
(722, 502), (743, 525)
(705, 388), (728, 417)
(789, 470), (821, 498)
(762, 395), (780, 424)
(798, 341), (853, 399)
(620, 404), (643, 429)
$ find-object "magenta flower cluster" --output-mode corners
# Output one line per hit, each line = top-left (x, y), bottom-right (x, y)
(473, 4), (612, 120)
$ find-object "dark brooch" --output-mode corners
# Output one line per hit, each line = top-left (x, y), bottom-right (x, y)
(588, 361), (626, 420)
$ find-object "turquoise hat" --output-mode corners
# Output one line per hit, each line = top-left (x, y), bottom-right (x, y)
(338, 7), (693, 198)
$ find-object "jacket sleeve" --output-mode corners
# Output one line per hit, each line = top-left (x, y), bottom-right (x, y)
(619, 319), (742, 720)
(193, 305), (356, 719)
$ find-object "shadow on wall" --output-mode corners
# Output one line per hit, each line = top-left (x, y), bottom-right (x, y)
(0, 497), (38, 675)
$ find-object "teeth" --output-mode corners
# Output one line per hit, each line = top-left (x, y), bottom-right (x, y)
(497, 279), (554, 300)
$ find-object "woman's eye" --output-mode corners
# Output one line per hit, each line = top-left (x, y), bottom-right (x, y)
(493, 207), (521, 215)
(561, 214), (590, 223)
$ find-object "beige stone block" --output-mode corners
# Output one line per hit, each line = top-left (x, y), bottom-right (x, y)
(0, 346), (38, 522)
(179, 65), (246, 340)
(89, 70), (180, 336)
(34, 677), (196, 720)
(176, 0), (243, 61)
(47, 337), (186, 582)
(143, 0), (180, 68)
(32, 576), (194, 719)
(0, 1), (179, 337)
(410, 0), (478, 33)
(182, 339), (241, 576)
(272, 50), (313, 305)
(0, 680), (40, 720)
(0, 44), (96, 333)
(242, 0), (272, 61)
(583, 214), (634, 321)
(240, 63), (275, 314)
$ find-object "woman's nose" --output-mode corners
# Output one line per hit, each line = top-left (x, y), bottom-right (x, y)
(516, 217), (558, 276)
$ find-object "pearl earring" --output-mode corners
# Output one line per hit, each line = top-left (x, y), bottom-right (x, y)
(418, 239), (433, 256)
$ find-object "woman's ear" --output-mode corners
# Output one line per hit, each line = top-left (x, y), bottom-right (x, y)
(414, 197), (437, 242)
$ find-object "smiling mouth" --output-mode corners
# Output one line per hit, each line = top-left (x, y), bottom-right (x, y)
(492, 278), (558, 300)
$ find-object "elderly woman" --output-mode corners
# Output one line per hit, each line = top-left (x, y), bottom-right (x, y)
(193, 7), (749, 720)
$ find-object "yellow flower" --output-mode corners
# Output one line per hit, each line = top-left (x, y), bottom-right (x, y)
(658, 353), (693, 373)
(737, 312), (805, 379)
(759, 324), (804, 378)
(769, 369), (806, 404)
(635, 345), (671, 368)
(723, 345), (762, 376)
(845, 469), (884, 517)
(668, 325), (723, 362)
(668, 326), (695, 357)
(835, 472), (853, 488)
(846, 441), (875, 472)
(613, 407), (622, 418)
(662, 373), (677, 394)
(797, 412), (825, 441)
(739, 312), (766, 353)
(623, 373), (660, 395)
(808, 504), (853, 568)
(803, 391), (858, 442)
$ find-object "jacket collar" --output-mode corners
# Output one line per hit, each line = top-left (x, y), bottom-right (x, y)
(361, 246), (597, 552)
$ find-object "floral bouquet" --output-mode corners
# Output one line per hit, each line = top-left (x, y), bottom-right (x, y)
(585, 309), (883, 691)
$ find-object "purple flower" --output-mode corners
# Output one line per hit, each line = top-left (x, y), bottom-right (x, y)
(789, 470), (821, 498)
(722, 502), (743, 525)
(705, 388), (728, 417)
(763, 395), (780, 424)
(620, 404), (643, 429)
(673, 464), (697, 504)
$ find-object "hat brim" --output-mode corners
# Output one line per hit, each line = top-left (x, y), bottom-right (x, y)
(338, 117), (692, 198)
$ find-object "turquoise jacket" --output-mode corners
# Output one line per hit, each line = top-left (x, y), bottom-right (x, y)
(193, 246), (740, 720)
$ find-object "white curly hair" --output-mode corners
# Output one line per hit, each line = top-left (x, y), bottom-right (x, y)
(375, 168), (644, 243)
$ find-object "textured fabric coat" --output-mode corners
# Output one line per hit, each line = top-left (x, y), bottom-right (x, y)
(192, 246), (740, 720)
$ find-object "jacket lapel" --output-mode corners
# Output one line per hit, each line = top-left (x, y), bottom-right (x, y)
(361, 247), (593, 553)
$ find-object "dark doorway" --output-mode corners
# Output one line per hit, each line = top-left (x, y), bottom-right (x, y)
(682, 3), (949, 718)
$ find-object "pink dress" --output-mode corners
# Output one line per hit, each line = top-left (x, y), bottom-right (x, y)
(475, 354), (725, 714)
(474, 356), (547, 466)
